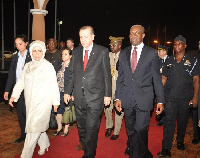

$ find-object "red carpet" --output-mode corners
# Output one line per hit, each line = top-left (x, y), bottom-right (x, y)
(15, 111), (163, 158)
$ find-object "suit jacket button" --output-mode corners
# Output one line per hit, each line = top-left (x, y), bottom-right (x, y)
(83, 77), (85, 79)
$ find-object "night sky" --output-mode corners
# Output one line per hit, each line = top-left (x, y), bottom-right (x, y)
(1, 0), (200, 53)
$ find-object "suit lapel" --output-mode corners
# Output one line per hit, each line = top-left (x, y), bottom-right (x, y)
(134, 45), (147, 74)
(25, 51), (32, 63)
(126, 46), (132, 70)
(78, 47), (84, 70)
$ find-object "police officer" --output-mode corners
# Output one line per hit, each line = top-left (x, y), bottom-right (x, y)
(157, 44), (169, 126)
(158, 35), (200, 157)
(104, 36), (124, 140)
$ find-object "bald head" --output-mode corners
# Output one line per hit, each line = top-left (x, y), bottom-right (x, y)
(130, 25), (145, 34)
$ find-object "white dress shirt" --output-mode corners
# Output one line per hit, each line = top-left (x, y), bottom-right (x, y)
(130, 42), (144, 63)
(16, 50), (27, 81)
(83, 43), (93, 61)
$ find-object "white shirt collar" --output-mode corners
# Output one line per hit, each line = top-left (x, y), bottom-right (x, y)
(83, 43), (93, 53)
(83, 43), (93, 60)
(131, 42), (144, 63)
(131, 42), (144, 51)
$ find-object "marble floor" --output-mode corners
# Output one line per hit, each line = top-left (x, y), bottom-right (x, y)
(1, 101), (200, 158)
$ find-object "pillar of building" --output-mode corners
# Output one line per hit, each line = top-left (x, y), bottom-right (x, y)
(30, 0), (49, 42)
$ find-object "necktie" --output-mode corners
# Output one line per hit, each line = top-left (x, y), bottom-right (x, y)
(83, 50), (89, 71)
(131, 46), (137, 73)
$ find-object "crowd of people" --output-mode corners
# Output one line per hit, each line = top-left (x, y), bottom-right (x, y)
(3, 24), (200, 158)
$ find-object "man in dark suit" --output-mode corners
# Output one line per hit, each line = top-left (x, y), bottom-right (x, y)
(4, 34), (32, 143)
(115, 25), (165, 158)
(64, 26), (112, 158)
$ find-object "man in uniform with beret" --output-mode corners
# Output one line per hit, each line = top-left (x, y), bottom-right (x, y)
(104, 36), (125, 140)
(158, 35), (200, 157)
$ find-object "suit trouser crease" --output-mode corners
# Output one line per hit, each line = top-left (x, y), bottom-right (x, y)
(162, 99), (189, 150)
(75, 90), (103, 157)
(191, 108), (200, 139)
(124, 107), (152, 158)
(17, 93), (26, 138)
(20, 132), (50, 158)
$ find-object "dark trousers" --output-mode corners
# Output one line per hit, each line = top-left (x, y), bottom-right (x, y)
(191, 108), (200, 139)
(75, 90), (103, 158)
(16, 92), (26, 139)
(158, 111), (165, 124)
(162, 99), (189, 150)
(124, 107), (153, 158)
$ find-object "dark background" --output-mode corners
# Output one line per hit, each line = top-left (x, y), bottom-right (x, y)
(1, 0), (200, 53)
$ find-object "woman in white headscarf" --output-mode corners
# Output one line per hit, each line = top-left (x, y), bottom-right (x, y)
(9, 40), (60, 158)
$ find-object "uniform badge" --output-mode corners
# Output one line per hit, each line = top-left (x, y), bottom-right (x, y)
(184, 60), (191, 66)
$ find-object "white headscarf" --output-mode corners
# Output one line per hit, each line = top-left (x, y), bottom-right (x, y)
(29, 40), (46, 62)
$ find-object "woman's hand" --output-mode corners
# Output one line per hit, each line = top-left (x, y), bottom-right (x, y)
(9, 97), (15, 107)
(54, 105), (59, 112)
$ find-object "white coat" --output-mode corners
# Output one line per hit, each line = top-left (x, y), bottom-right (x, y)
(11, 59), (60, 133)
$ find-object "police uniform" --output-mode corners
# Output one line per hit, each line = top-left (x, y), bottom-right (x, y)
(157, 44), (169, 126)
(162, 53), (199, 150)
(104, 36), (124, 136)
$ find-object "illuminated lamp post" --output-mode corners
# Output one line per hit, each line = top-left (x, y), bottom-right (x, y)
(57, 20), (62, 50)
(153, 40), (159, 49)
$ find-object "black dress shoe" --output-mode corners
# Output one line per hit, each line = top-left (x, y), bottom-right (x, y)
(157, 122), (163, 126)
(15, 137), (25, 143)
(110, 134), (119, 140)
(53, 129), (63, 136)
(157, 149), (171, 157)
(192, 138), (199, 145)
(177, 142), (185, 150)
(105, 126), (114, 137)
(124, 147), (130, 155)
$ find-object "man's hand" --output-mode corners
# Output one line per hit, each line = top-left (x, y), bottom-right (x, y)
(114, 100), (122, 112)
(9, 97), (15, 107)
(64, 94), (71, 104)
(54, 105), (59, 112)
(189, 97), (198, 108)
(156, 103), (164, 115)
(104, 97), (111, 106)
(71, 96), (74, 102)
(4, 92), (9, 100)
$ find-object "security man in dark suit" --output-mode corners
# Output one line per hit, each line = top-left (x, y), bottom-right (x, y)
(64, 26), (112, 158)
(4, 34), (32, 143)
(158, 35), (200, 157)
